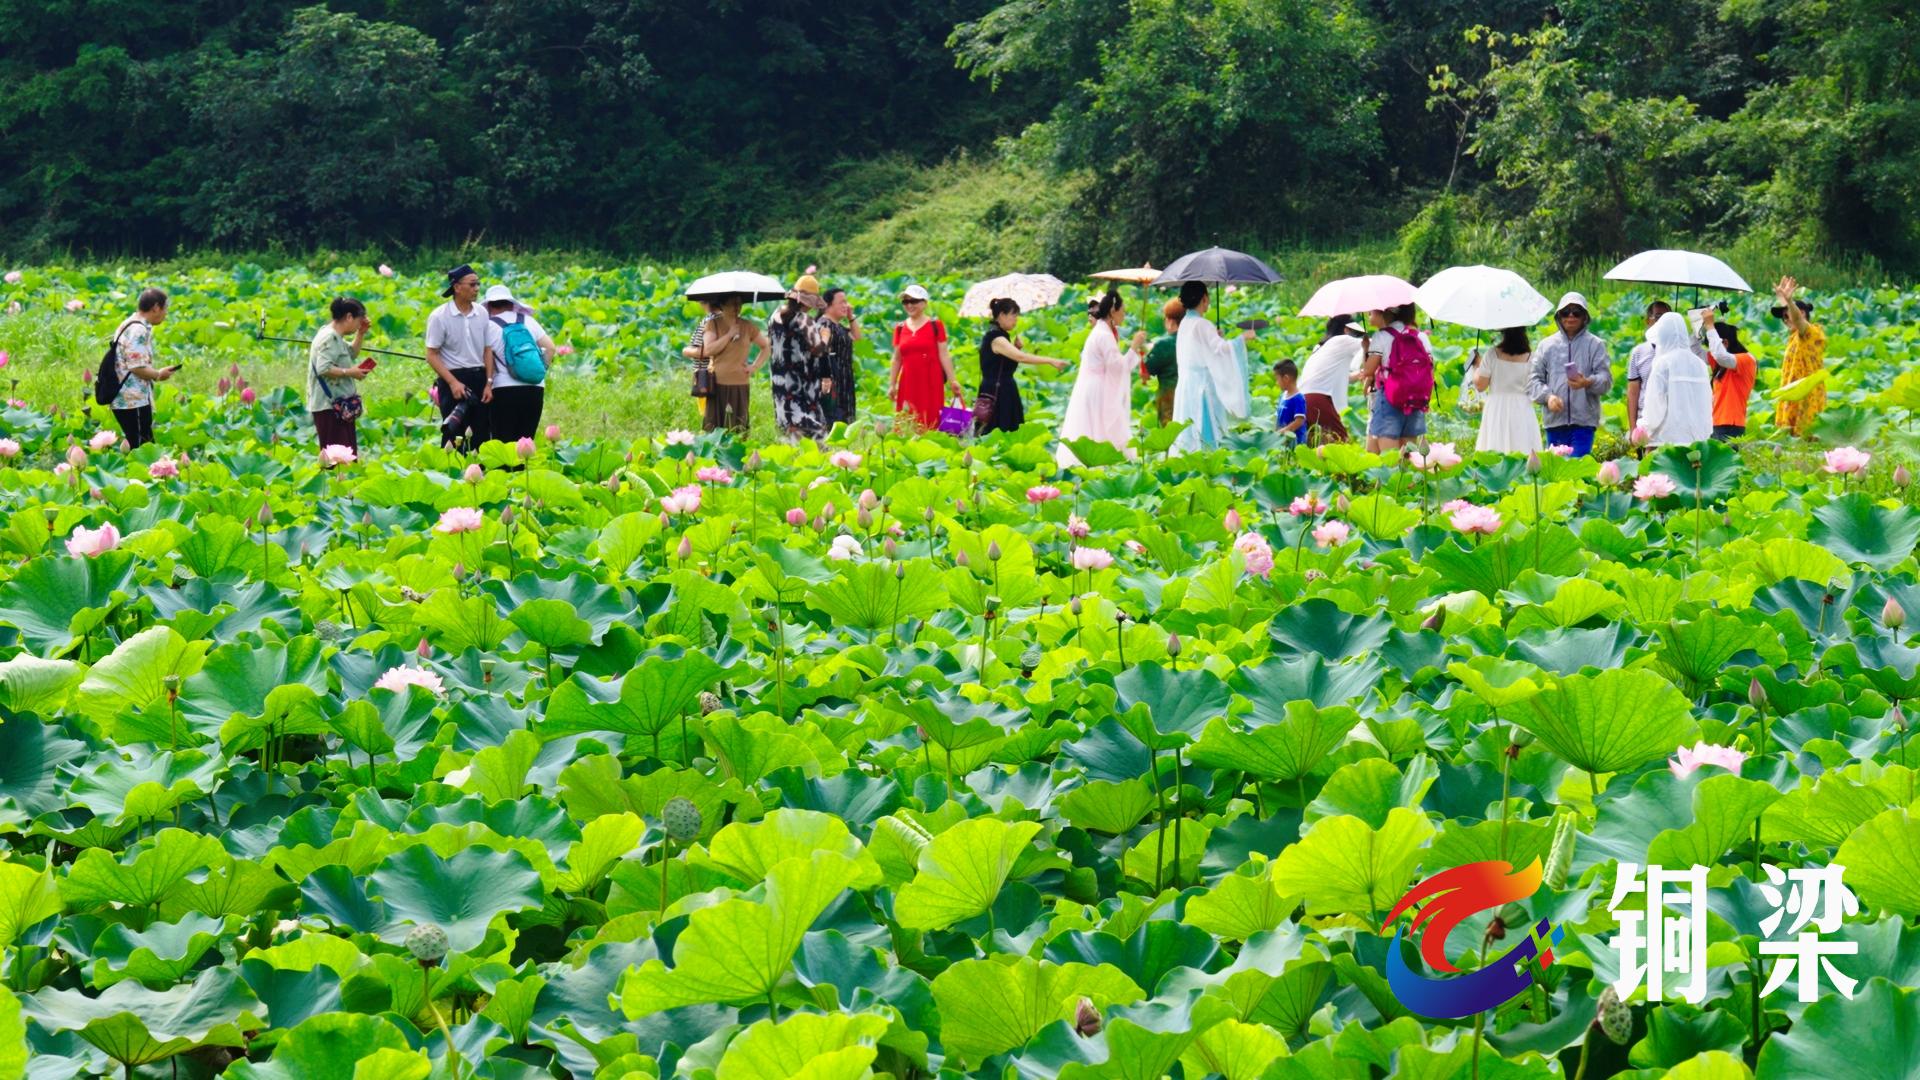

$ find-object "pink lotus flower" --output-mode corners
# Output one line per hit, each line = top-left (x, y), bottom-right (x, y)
(64, 299), (84, 312)
(429, 384), (439, 405)
(1669, 740), (1747, 780)
(462, 463), (484, 484)
(0, 439), (19, 458)
(544, 424), (561, 440)
(1027, 484), (1062, 503)
(828, 534), (863, 561)
(696, 466), (734, 484)
(555, 344), (574, 356)
(0, 351), (9, 368)
(1409, 442), (1462, 471)
(66, 445), (87, 470)
(1288, 494), (1327, 517)
(829, 450), (862, 469)
(374, 665), (446, 696)
(1449, 504), (1503, 535)
(1223, 508), (1242, 533)
(1067, 513), (1091, 538)
(435, 506), (484, 534)
(65, 523), (120, 557)
(663, 429), (696, 447)
(1596, 460), (1621, 485)
(1824, 446), (1871, 475)
(88, 430), (117, 451)
(785, 507), (807, 526)
(805, 264), (819, 275)
(1633, 473), (1678, 500)
(53, 463), (70, 476)
(1441, 498), (1472, 514)
(1313, 520), (1351, 548)
(320, 444), (356, 466)
(1629, 426), (1650, 447)
(2, 271), (20, 284)
(660, 484), (702, 515)
(240, 387), (257, 404)
(378, 263), (395, 278)
(1070, 546), (1115, 571)
(6, 399), (24, 409)
(1125, 539), (1147, 556)
(1234, 532), (1275, 578)
(147, 456), (178, 480)
(1549, 444), (1574, 457)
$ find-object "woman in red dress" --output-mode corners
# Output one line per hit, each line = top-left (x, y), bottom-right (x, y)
(890, 283), (962, 430)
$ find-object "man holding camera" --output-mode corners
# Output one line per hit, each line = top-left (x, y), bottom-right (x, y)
(1769, 275), (1826, 437)
(425, 264), (496, 448)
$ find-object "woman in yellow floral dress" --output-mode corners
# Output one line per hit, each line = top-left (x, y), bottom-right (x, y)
(1770, 275), (1826, 436)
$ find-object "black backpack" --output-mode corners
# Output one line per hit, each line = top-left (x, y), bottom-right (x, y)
(94, 322), (131, 406)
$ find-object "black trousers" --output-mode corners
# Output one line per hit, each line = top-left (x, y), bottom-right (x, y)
(435, 368), (491, 449)
(312, 409), (358, 452)
(490, 385), (544, 443)
(1711, 424), (1746, 442)
(113, 405), (154, 449)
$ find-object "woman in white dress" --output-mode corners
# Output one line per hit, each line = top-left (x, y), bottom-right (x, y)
(1055, 290), (1140, 468)
(1472, 326), (1544, 454)
(1171, 282), (1254, 453)
(1640, 310), (1713, 447)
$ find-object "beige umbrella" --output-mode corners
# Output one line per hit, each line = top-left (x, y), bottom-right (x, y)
(959, 273), (1067, 318)
(1090, 264), (1161, 285)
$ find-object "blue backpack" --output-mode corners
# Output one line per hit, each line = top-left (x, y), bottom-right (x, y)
(491, 316), (547, 384)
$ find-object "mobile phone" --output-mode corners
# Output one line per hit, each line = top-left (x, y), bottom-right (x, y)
(1564, 361), (1578, 380)
(359, 358), (378, 371)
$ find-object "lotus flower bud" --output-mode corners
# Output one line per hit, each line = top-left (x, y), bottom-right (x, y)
(1525, 450), (1542, 475)
(858, 506), (873, 529)
(894, 561), (906, 580)
(452, 562), (466, 580)
(1422, 607), (1445, 633)
(405, 923), (449, 965)
(955, 499), (968, 515)
(499, 504), (514, 525)
(1167, 632), (1181, 657)
(1595, 986), (1631, 1045)
(962, 450), (973, 468)
(1114, 610), (1129, 624)
(923, 506), (935, 522)
(955, 550), (970, 568)
(1886, 597), (1907, 630)
(1223, 508), (1242, 532)
(89, 486), (103, 501)
(65, 445), (86, 469)
(1899, 464), (1913, 487)
(987, 540), (1002, 561)
(676, 536), (693, 560)
(1335, 493), (1351, 514)
(229, 363), (241, 379)
(1074, 998), (1102, 1037)
(258, 503), (272, 526)
(811, 514), (827, 532)
(1629, 426), (1650, 447)
(745, 450), (762, 472)
(416, 638), (430, 658)
(661, 796), (703, 844)
(884, 537), (898, 559)
(463, 463), (484, 484)
(240, 387), (256, 405)
(1748, 677), (1766, 712)
(859, 488), (879, 510)
(1597, 459), (1621, 485)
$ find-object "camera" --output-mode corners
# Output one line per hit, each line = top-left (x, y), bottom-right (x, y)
(1713, 300), (1730, 314)
(441, 397), (473, 440)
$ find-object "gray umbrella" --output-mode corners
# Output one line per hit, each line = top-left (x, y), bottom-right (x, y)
(1149, 247), (1283, 287)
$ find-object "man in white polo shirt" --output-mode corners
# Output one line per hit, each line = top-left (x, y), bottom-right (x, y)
(425, 264), (496, 448)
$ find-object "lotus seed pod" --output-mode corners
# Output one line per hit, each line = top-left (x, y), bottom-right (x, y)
(1596, 985), (1632, 1045)
(661, 796), (702, 844)
(1020, 643), (1043, 672)
(1074, 998), (1102, 1037)
(698, 691), (722, 714)
(1886, 597), (1907, 630)
(1544, 812), (1576, 891)
(162, 673), (181, 695)
(405, 922), (449, 964)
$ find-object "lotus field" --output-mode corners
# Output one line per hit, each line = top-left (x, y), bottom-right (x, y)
(4, 266), (1920, 1079)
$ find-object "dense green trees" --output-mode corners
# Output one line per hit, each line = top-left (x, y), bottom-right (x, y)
(0, 0), (1913, 272)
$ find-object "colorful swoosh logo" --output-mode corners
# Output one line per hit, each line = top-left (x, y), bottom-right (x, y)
(1381, 857), (1564, 1019)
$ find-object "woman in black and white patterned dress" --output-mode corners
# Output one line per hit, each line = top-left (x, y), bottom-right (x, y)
(767, 274), (830, 441)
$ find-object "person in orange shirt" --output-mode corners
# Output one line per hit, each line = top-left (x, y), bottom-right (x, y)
(1703, 313), (1758, 441)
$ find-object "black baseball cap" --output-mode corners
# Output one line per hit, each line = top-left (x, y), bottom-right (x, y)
(442, 264), (478, 298)
(1769, 299), (1814, 319)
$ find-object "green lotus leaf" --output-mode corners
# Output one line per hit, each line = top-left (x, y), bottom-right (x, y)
(618, 850), (879, 1014)
(713, 1011), (891, 1080)
(1114, 662), (1231, 746)
(20, 967), (262, 1070)
(1653, 611), (1784, 698)
(1512, 667), (1699, 776)
(485, 572), (630, 643)
(67, 749), (220, 824)
(1746, 537), (1851, 588)
(1810, 492), (1920, 570)
(1270, 808), (1434, 923)
(1235, 653), (1384, 717)
(539, 645), (725, 749)
(1267, 599), (1392, 661)
(1837, 808), (1920, 917)
(1502, 577), (1625, 632)
(1829, 636), (1920, 699)
(1061, 436), (1128, 468)
(894, 817), (1042, 931)
(1647, 774), (1783, 868)
(1448, 656), (1549, 710)
(0, 983), (22, 1080)
(707, 808), (868, 886)
(73, 626), (209, 736)
(413, 589), (515, 653)
(1187, 703), (1357, 783)
(60, 829), (226, 912)
(1306, 755), (1438, 829)
(0, 551), (137, 656)
(144, 578), (300, 639)
(475, 969), (546, 1046)
(0, 858), (61, 951)
(1178, 1017), (1289, 1080)
(366, 845), (545, 954)
(1643, 439), (1744, 503)
(1045, 919), (1220, 997)
(1755, 978), (1920, 1080)
(0, 653), (82, 716)
(327, 685), (440, 764)
(928, 956), (1144, 1067)
(1421, 523), (1585, 598)
(506, 597), (595, 652)
(1059, 778), (1156, 835)
(222, 1012), (417, 1080)
(92, 914), (225, 989)
(1627, 1005), (1746, 1070)
(807, 558), (948, 635)
(556, 811), (643, 894)
(1183, 864), (1290, 942)
(176, 637), (330, 739)
(738, 540), (834, 606)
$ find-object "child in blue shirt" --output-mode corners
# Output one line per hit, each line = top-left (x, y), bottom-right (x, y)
(1274, 360), (1306, 444)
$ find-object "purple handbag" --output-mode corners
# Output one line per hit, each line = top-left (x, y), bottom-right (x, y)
(937, 395), (973, 435)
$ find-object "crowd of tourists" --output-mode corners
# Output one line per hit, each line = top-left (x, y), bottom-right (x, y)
(95, 265), (1825, 466)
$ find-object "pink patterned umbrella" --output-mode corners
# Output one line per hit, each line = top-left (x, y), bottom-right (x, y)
(1299, 274), (1417, 317)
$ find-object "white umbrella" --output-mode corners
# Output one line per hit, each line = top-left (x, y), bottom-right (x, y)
(1414, 265), (1553, 331)
(1299, 275), (1416, 318)
(685, 271), (787, 303)
(959, 273), (1067, 318)
(1603, 250), (1751, 292)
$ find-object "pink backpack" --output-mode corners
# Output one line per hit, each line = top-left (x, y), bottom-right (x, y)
(1381, 325), (1435, 413)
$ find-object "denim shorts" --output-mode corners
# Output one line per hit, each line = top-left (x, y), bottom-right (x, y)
(1367, 390), (1428, 439)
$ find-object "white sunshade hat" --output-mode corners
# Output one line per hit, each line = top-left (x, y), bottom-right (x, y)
(901, 284), (931, 302)
(1555, 291), (1590, 314)
(483, 285), (515, 305)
